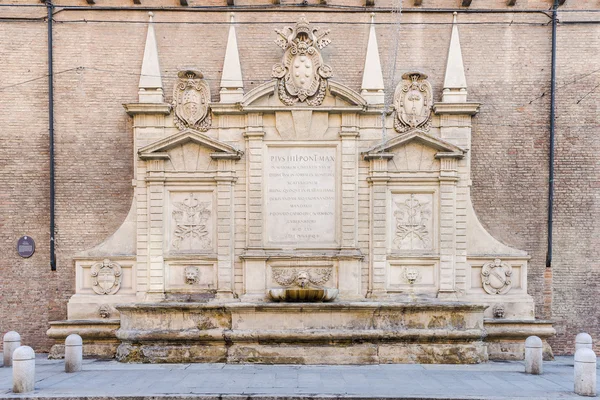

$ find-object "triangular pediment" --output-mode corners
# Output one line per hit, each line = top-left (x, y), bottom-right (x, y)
(138, 129), (243, 160)
(363, 129), (466, 159)
(241, 80), (367, 109)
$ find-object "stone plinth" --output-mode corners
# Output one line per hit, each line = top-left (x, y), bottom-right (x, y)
(484, 319), (555, 361)
(47, 320), (120, 359)
(115, 302), (488, 364)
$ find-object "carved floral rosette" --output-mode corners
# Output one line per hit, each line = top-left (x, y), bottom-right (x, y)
(272, 16), (333, 106)
(394, 72), (433, 133)
(481, 259), (513, 295)
(173, 69), (211, 131)
(90, 259), (122, 295)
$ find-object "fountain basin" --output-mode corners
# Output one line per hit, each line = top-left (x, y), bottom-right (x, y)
(268, 288), (338, 302)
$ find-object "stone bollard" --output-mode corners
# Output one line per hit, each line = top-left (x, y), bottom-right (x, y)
(575, 333), (593, 352)
(64, 334), (83, 373)
(12, 346), (35, 393)
(574, 348), (597, 397)
(525, 335), (543, 374)
(3, 331), (21, 367)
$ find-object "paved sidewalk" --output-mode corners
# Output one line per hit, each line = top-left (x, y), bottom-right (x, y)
(0, 356), (597, 399)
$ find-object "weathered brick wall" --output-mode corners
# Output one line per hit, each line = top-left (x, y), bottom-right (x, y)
(0, 0), (597, 354)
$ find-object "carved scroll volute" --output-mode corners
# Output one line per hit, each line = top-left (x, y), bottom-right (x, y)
(394, 72), (433, 133)
(173, 69), (212, 131)
(272, 15), (333, 106)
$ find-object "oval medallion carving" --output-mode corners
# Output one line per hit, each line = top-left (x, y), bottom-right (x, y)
(272, 16), (332, 106)
(173, 69), (211, 131)
(91, 259), (122, 295)
(394, 72), (433, 133)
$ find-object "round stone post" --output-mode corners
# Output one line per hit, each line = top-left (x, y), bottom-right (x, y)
(574, 348), (597, 397)
(12, 346), (35, 393)
(524, 336), (543, 375)
(64, 334), (83, 373)
(575, 333), (593, 352)
(3, 331), (21, 367)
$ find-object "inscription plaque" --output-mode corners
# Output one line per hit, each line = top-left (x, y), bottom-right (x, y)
(266, 147), (336, 245)
(17, 236), (35, 258)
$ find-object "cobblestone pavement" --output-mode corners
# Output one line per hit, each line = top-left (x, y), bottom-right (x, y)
(0, 356), (597, 399)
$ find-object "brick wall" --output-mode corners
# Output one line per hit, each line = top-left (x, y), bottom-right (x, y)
(0, 0), (598, 355)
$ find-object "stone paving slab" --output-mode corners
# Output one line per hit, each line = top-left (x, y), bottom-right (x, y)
(0, 356), (597, 399)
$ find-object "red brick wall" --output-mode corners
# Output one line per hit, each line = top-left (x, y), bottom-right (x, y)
(0, 0), (598, 355)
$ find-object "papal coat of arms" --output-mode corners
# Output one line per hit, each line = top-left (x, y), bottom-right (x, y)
(171, 193), (212, 251)
(90, 259), (122, 295)
(393, 194), (431, 250)
(481, 259), (513, 295)
(173, 69), (211, 131)
(394, 72), (433, 133)
(272, 16), (333, 106)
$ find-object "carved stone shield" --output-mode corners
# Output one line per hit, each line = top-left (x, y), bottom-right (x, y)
(272, 16), (333, 106)
(394, 72), (433, 133)
(91, 259), (122, 295)
(481, 259), (513, 295)
(173, 69), (211, 131)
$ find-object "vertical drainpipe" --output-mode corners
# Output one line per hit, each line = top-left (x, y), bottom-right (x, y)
(47, 0), (56, 271)
(545, 0), (558, 268)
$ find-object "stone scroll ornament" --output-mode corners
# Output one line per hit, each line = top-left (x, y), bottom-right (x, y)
(272, 16), (333, 106)
(272, 268), (332, 288)
(481, 259), (513, 295)
(394, 72), (433, 133)
(90, 259), (122, 295)
(173, 69), (212, 131)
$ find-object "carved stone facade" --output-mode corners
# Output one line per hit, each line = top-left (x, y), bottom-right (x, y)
(482, 259), (513, 295)
(35, 10), (563, 362)
(90, 260), (122, 295)
(173, 70), (211, 131)
(272, 16), (332, 106)
(394, 72), (433, 133)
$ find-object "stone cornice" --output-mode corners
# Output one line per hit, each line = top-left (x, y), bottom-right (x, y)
(433, 102), (480, 115)
(123, 103), (171, 116)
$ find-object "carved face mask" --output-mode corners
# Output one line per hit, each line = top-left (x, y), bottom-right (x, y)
(185, 267), (199, 284)
(296, 271), (310, 288)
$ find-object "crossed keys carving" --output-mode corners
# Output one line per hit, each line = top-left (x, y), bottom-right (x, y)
(394, 194), (431, 249)
(172, 193), (211, 251)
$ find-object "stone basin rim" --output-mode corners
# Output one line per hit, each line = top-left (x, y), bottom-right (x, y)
(115, 301), (489, 311)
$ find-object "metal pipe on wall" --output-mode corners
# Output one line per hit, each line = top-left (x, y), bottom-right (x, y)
(47, 0), (56, 271)
(546, 0), (558, 268)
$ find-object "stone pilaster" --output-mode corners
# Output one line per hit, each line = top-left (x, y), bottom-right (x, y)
(242, 113), (267, 298)
(434, 104), (479, 295)
(214, 158), (237, 299)
(365, 154), (393, 297)
(124, 103), (170, 301)
(338, 113), (362, 297)
(146, 159), (166, 301)
(437, 156), (459, 299)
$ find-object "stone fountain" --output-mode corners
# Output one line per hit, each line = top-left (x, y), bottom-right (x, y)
(268, 270), (339, 302)
(47, 14), (554, 364)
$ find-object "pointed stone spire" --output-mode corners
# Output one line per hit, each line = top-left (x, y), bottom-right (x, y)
(361, 13), (385, 105)
(220, 13), (244, 103)
(138, 12), (163, 103)
(442, 12), (468, 103)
